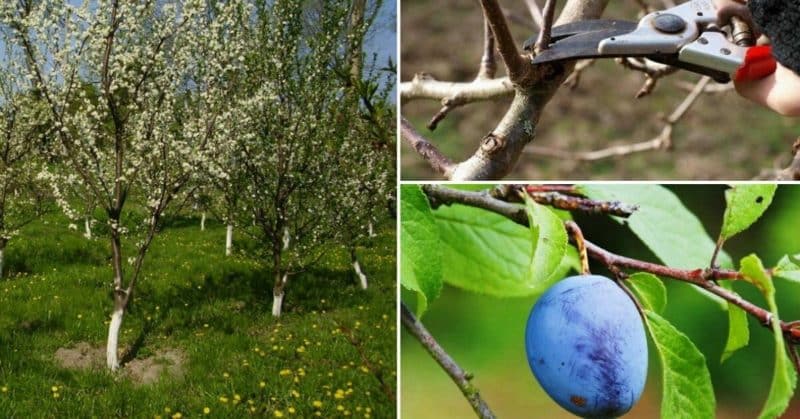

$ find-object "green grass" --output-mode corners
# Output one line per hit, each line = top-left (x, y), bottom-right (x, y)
(0, 213), (397, 418)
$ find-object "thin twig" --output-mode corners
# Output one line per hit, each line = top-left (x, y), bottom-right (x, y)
(478, 0), (529, 82)
(524, 190), (638, 217)
(526, 76), (710, 161)
(401, 304), (497, 419)
(565, 221), (589, 274)
(477, 18), (497, 80)
(534, 0), (558, 54)
(401, 118), (454, 176)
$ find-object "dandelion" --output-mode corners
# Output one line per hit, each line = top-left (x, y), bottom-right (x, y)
(53, 392), (60, 399)
(203, 407), (211, 414)
(260, 381), (266, 388)
(312, 400), (323, 408)
(279, 369), (292, 376)
(337, 405), (344, 411)
(291, 389), (299, 398)
(274, 410), (284, 417)
(1, 386), (7, 393)
(171, 413), (182, 419)
(219, 396), (229, 403)
(223, 372), (230, 378)
(51, 386), (59, 392)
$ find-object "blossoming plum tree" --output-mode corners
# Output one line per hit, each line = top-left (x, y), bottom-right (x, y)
(1, 0), (250, 370)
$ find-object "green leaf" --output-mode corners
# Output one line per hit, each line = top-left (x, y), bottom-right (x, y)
(645, 311), (715, 419)
(720, 184), (777, 241)
(719, 281), (749, 363)
(433, 195), (567, 297)
(739, 254), (798, 419)
(399, 185), (442, 316)
(774, 254), (800, 283)
(579, 184), (729, 306)
(523, 196), (569, 285)
(627, 273), (666, 314)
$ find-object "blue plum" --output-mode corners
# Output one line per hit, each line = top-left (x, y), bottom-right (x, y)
(525, 275), (647, 418)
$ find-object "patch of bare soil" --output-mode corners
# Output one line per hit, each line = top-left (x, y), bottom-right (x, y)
(124, 348), (185, 385)
(55, 342), (105, 370)
(55, 342), (186, 385)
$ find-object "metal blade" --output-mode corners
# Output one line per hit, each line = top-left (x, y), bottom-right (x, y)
(531, 27), (643, 63)
(523, 20), (638, 52)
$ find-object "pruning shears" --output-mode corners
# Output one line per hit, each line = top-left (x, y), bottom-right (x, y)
(525, 0), (776, 84)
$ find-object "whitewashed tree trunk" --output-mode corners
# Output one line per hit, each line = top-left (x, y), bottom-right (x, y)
(282, 227), (290, 250)
(106, 307), (124, 370)
(354, 259), (367, 289)
(271, 273), (288, 317)
(351, 248), (367, 289)
(84, 216), (92, 239)
(0, 248), (5, 279)
(368, 222), (376, 238)
(272, 290), (284, 317)
(225, 224), (233, 256)
(201, 212), (206, 231)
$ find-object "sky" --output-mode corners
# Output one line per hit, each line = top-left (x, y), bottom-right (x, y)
(364, 0), (398, 101)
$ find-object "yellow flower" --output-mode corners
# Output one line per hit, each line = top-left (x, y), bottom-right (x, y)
(337, 405), (344, 411)
(288, 407), (296, 414)
(171, 413), (182, 419)
(52, 392), (60, 399)
(291, 390), (299, 398)
(223, 372), (230, 378)
(51, 386), (59, 392)
(219, 396), (229, 403)
(203, 407), (211, 415)
(164, 407), (171, 413)
(234, 394), (241, 401)
(260, 381), (266, 388)
(279, 369), (292, 376)
(312, 400), (323, 408)
(1, 386), (7, 393)
(274, 410), (284, 418)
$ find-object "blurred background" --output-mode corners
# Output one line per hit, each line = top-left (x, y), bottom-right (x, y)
(401, 0), (800, 180)
(401, 185), (800, 418)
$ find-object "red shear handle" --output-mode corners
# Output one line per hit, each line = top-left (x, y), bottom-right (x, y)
(734, 45), (777, 82)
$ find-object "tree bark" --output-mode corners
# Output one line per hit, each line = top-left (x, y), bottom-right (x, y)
(225, 224), (233, 256)
(368, 221), (376, 238)
(84, 216), (92, 239)
(351, 247), (368, 289)
(272, 272), (287, 317)
(201, 212), (206, 231)
(282, 227), (290, 250)
(107, 222), (127, 370)
(106, 303), (125, 370)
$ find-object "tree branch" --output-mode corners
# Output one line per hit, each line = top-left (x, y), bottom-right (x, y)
(401, 118), (455, 177)
(420, 185), (800, 345)
(401, 303), (496, 419)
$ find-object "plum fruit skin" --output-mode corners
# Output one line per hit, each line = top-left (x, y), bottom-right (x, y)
(525, 275), (648, 418)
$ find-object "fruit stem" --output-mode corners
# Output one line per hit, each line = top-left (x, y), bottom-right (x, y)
(565, 221), (590, 275)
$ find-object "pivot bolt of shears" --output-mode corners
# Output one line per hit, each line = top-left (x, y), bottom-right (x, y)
(652, 13), (686, 34)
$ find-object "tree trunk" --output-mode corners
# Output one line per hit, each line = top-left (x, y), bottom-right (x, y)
(107, 227), (127, 371)
(225, 224), (233, 256)
(282, 227), (290, 250)
(84, 216), (92, 239)
(201, 212), (206, 231)
(351, 247), (368, 289)
(368, 221), (376, 238)
(106, 302), (125, 370)
(272, 273), (287, 317)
